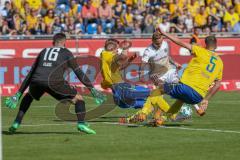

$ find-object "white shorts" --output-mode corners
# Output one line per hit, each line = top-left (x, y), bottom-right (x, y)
(159, 68), (179, 83)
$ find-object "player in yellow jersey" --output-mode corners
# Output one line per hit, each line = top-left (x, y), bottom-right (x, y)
(101, 39), (151, 109)
(127, 28), (223, 124)
(101, 39), (124, 89)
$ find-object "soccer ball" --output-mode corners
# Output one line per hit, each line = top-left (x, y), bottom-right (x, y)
(179, 104), (193, 117)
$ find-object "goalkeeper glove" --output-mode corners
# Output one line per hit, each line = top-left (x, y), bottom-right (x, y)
(90, 88), (106, 105)
(5, 92), (22, 109)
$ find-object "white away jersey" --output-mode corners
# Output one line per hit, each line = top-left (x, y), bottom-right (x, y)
(142, 40), (169, 63)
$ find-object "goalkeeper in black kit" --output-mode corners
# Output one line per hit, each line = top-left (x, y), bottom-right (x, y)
(5, 33), (106, 134)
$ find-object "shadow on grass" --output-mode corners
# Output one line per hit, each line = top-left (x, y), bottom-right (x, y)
(2, 130), (83, 135)
(52, 119), (118, 123)
(53, 115), (124, 123)
(163, 123), (192, 127)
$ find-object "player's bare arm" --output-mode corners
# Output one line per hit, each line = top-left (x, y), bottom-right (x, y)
(157, 27), (192, 51)
(169, 57), (182, 70)
(200, 79), (221, 110)
(112, 52), (137, 71)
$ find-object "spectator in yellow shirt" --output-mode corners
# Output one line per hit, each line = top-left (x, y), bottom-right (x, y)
(26, 9), (38, 31)
(194, 6), (208, 27)
(44, 9), (55, 28)
(18, 1), (30, 19)
(225, 0), (233, 9)
(43, 0), (56, 10)
(206, 2), (217, 16)
(25, 0), (42, 12)
(108, 0), (116, 7)
(136, 0), (148, 12)
(235, 0), (240, 15)
(92, 0), (101, 8)
(169, 0), (178, 15)
(160, 3), (170, 15)
(125, 0), (134, 6)
(121, 5), (134, 33)
(224, 6), (239, 27)
(12, 0), (24, 13)
(68, 0), (81, 19)
(42, 0), (57, 15)
(187, 0), (199, 17)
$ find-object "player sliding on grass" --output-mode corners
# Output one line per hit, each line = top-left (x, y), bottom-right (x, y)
(124, 28), (223, 124)
(5, 33), (106, 134)
(100, 38), (151, 108)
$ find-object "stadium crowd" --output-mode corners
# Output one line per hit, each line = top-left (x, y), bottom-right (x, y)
(0, 0), (240, 36)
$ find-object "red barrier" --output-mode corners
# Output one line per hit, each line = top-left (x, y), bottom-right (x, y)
(0, 38), (240, 96)
(1, 38), (240, 58)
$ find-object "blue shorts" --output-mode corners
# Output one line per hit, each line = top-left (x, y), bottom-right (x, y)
(164, 83), (203, 104)
(112, 83), (150, 109)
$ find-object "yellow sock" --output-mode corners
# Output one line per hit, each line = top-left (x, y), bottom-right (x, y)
(141, 88), (171, 115)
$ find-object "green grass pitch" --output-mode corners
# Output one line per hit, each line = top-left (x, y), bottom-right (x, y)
(1, 91), (240, 160)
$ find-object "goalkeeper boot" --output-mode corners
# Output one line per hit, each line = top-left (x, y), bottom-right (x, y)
(77, 122), (96, 134)
(9, 121), (20, 134)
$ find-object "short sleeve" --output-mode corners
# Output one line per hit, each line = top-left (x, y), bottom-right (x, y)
(191, 45), (209, 58)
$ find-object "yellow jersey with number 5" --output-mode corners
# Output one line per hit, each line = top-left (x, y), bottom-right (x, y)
(180, 45), (223, 97)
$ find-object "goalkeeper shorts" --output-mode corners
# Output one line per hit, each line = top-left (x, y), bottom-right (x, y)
(28, 81), (77, 101)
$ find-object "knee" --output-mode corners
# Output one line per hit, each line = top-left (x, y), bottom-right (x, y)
(72, 94), (83, 104)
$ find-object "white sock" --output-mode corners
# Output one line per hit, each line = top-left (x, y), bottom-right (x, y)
(193, 104), (200, 110)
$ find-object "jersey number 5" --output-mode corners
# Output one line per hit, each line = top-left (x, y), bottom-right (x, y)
(44, 48), (60, 61)
(206, 56), (217, 73)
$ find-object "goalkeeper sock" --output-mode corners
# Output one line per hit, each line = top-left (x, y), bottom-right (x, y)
(75, 100), (86, 123)
(15, 93), (33, 124)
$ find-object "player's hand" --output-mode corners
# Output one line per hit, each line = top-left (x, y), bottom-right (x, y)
(90, 88), (107, 105)
(200, 99), (208, 111)
(155, 27), (164, 35)
(175, 63), (182, 70)
(120, 40), (132, 50)
(5, 92), (22, 109)
(127, 52), (137, 62)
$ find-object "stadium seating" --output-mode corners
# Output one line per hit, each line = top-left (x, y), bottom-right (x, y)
(0, 0), (240, 36)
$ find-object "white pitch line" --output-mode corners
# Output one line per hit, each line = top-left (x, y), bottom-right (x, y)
(2, 122), (240, 134)
(160, 126), (240, 134)
(104, 122), (240, 134)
